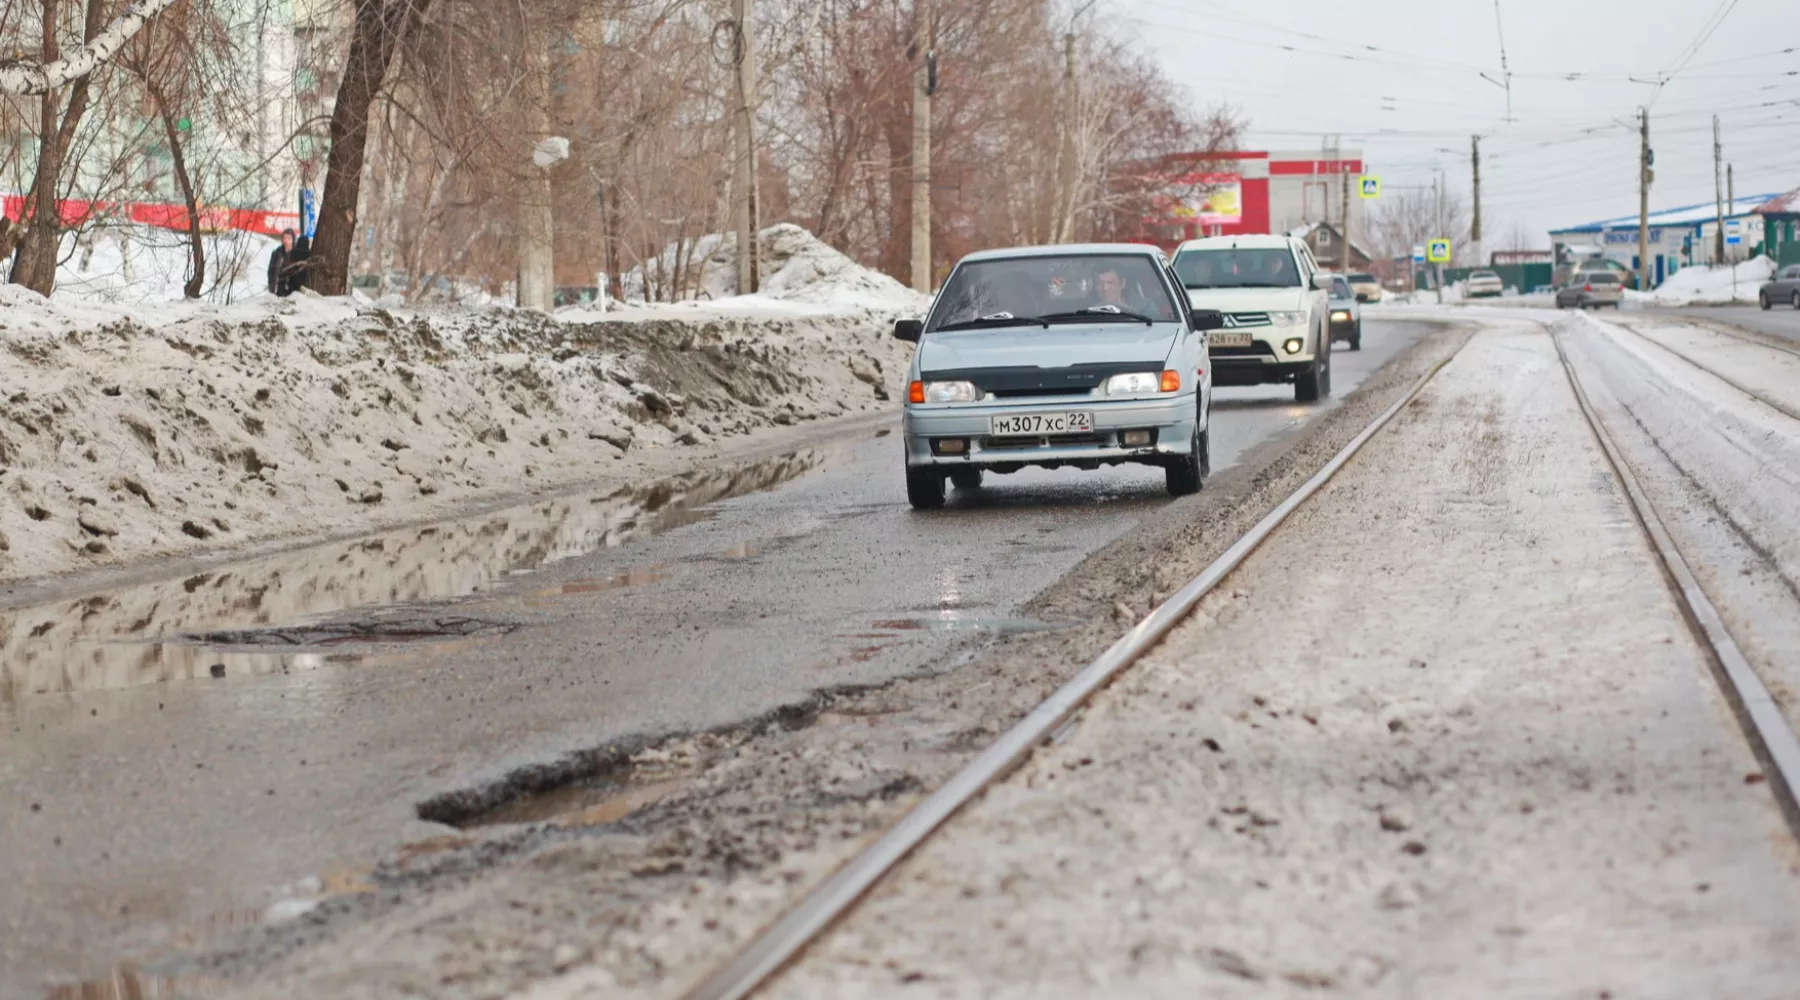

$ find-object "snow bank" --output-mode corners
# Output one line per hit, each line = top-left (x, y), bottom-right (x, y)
(1649, 257), (1774, 306)
(52, 224), (279, 305)
(0, 288), (912, 582)
(621, 223), (929, 314)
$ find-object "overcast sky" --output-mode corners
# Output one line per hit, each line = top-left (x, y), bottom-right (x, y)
(1112, 0), (1798, 245)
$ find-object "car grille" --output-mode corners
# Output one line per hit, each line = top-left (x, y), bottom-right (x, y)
(1225, 312), (1271, 328)
(984, 432), (1107, 449)
(1209, 342), (1277, 358)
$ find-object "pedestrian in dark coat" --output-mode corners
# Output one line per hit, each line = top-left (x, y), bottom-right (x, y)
(279, 235), (313, 295)
(268, 229), (295, 295)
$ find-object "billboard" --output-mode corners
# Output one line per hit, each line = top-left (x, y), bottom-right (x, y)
(1156, 172), (1241, 226)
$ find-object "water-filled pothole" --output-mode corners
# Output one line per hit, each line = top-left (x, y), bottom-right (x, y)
(183, 615), (517, 650)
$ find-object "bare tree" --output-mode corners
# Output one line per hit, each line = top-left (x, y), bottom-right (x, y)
(8, 0), (108, 294)
(0, 0), (178, 95)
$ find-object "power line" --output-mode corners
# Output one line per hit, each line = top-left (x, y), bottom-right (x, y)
(1491, 0), (1513, 121)
(1646, 0), (1742, 107)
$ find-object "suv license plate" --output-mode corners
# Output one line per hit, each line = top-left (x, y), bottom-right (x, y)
(990, 412), (1093, 436)
(1210, 332), (1252, 348)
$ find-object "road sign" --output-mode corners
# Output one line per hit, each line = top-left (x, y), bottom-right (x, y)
(1412, 245), (1426, 263)
(1427, 239), (1451, 263)
(1725, 218), (1743, 246)
(1359, 175), (1380, 199)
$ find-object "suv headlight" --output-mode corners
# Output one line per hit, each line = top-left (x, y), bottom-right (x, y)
(1102, 372), (1160, 396)
(1268, 310), (1305, 326)
(922, 380), (979, 403)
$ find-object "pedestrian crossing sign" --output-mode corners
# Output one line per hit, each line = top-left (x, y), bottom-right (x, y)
(1427, 239), (1451, 263)
(1359, 176), (1380, 199)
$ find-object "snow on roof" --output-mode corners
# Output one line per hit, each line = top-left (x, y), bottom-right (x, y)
(1552, 194), (1780, 234)
(1755, 186), (1800, 215)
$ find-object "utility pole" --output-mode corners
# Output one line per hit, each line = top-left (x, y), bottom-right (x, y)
(909, 1), (935, 293)
(1434, 170), (1444, 304)
(1339, 161), (1351, 275)
(731, 0), (760, 294)
(517, 49), (556, 312)
(1637, 107), (1651, 292)
(1727, 162), (1736, 263)
(1713, 115), (1725, 265)
(1470, 134), (1483, 269)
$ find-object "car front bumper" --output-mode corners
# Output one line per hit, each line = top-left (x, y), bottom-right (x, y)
(903, 394), (1197, 470)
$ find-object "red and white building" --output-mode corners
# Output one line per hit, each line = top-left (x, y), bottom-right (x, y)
(1130, 149), (1370, 253)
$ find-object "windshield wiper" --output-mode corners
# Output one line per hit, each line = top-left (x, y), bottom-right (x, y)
(934, 313), (1050, 332)
(1039, 308), (1157, 326)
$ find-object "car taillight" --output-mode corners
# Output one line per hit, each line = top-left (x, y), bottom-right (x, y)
(1584, 284), (1593, 292)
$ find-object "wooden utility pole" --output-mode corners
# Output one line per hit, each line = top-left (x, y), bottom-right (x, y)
(1055, 32), (1077, 244)
(1433, 171), (1444, 304)
(909, 1), (934, 293)
(1713, 115), (1725, 264)
(1470, 135), (1483, 269)
(731, 0), (760, 294)
(1637, 107), (1651, 291)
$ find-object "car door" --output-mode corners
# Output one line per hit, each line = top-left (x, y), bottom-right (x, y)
(1161, 261), (1209, 420)
(1783, 265), (1800, 297)
(1294, 244), (1326, 347)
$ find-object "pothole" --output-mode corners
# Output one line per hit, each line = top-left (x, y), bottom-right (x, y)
(869, 612), (1064, 636)
(182, 615), (517, 650)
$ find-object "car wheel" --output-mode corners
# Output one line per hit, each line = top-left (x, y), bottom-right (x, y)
(905, 464), (945, 509)
(1295, 350), (1323, 403)
(948, 467), (983, 491)
(1792, 291), (1800, 310)
(1760, 291), (1772, 310)
(1351, 322), (1363, 351)
(1165, 420), (1204, 496)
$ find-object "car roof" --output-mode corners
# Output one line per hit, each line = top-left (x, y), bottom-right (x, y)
(1172, 234), (1298, 252)
(956, 243), (1167, 264)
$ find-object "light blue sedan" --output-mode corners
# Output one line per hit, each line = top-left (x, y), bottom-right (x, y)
(891, 244), (1224, 509)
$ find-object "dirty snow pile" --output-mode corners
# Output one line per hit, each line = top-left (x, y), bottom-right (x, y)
(620, 223), (930, 314)
(0, 283), (912, 582)
(1649, 256), (1774, 306)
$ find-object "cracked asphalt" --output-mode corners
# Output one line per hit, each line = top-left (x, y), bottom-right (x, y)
(0, 321), (1428, 998)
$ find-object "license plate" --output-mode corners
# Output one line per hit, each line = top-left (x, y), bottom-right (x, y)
(990, 411), (1093, 436)
(1210, 332), (1252, 348)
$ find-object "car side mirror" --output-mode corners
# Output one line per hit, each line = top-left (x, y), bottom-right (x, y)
(1189, 308), (1225, 331)
(892, 318), (923, 342)
(1311, 273), (1335, 291)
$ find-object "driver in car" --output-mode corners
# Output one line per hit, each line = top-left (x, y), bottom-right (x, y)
(1094, 265), (1158, 315)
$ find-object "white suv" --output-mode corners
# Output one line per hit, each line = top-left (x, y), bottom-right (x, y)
(1169, 234), (1335, 402)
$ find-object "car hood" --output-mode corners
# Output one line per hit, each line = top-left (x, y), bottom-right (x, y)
(918, 324), (1178, 373)
(1182, 286), (1310, 312)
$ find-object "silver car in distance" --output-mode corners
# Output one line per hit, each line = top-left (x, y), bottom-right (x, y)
(892, 244), (1225, 509)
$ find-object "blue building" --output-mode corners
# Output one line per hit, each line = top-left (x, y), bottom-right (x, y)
(1548, 193), (1776, 288)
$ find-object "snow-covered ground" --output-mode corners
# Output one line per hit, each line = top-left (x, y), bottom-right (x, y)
(0, 227), (925, 582)
(50, 224), (279, 305)
(1645, 257), (1774, 307)
(754, 317), (1800, 997)
(616, 223), (926, 314)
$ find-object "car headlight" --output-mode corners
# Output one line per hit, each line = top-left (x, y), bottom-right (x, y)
(922, 380), (979, 403)
(1330, 310), (1351, 321)
(1102, 372), (1160, 396)
(1268, 310), (1305, 326)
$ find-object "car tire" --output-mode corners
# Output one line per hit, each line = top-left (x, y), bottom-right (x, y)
(948, 467), (983, 490)
(1760, 291), (1772, 310)
(1295, 350), (1323, 403)
(905, 464), (945, 509)
(1792, 291), (1800, 310)
(1350, 322), (1362, 351)
(1165, 420), (1205, 497)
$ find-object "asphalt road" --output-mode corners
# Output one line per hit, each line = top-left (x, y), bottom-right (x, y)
(1646, 304), (1800, 345)
(0, 320), (1427, 997)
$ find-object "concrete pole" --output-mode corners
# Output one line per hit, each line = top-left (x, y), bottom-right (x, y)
(1637, 107), (1650, 291)
(1056, 32), (1076, 244)
(517, 49), (556, 312)
(1339, 163), (1351, 275)
(1434, 172), (1444, 304)
(909, 1), (933, 293)
(1713, 115), (1725, 265)
(732, 0), (760, 294)
(1470, 134), (1482, 269)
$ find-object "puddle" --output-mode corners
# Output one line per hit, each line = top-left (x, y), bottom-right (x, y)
(540, 565), (671, 595)
(181, 615), (516, 650)
(459, 775), (689, 829)
(2, 450), (831, 702)
(869, 611), (1061, 635)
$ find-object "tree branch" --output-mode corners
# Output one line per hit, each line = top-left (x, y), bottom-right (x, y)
(0, 0), (181, 95)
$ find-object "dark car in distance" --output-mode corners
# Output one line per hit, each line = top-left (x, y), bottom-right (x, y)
(1759, 263), (1800, 310)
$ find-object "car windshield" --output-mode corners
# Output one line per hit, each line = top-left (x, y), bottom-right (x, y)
(1349, 273), (1376, 283)
(926, 254), (1179, 331)
(1585, 273), (1620, 284)
(1171, 247), (1301, 289)
(1472, 271), (1498, 279)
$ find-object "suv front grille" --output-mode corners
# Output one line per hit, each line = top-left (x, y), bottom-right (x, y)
(1226, 312), (1271, 328)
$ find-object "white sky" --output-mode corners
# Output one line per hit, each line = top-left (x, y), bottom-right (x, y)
(1113, 0), (1799, 244)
